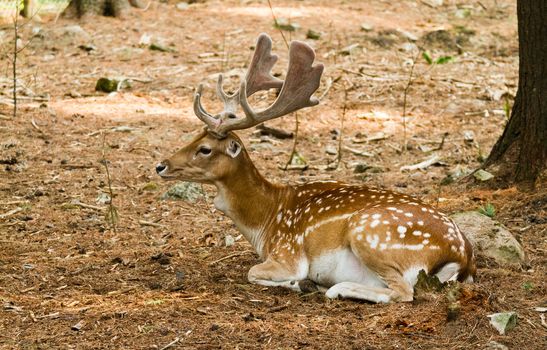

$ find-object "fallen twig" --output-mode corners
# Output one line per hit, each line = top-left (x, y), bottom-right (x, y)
(36, 312), (60, 319)
(72, 200), (103, 211)
(31, 118), (42, 132)
(255, 124), (293, 139)
(159, 337), (180, 350)
(208, 250), (254, 266)
(139, 220), (165, 228)
(0, 200), (29, 205)
(400, 155), (441, 172)
(344, 146), (374, 157)
(61, 164), (97, 170)
(0, 207), (23, 219)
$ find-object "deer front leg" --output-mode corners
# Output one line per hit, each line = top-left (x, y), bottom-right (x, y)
(247, 258), (310, 292)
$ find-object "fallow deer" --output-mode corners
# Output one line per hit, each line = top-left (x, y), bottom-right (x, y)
(156, 34), (476, 303)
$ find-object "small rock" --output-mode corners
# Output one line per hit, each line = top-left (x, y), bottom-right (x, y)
(487, 312), (517, 335)
(151, 252), (171, 265)
(224, 234), (235, 247)
(451, 212), (525, 266)
(486, 341), (509, 350)
(306, 29), (321, 40)
(463, 130), (475, 144)
(78, 43), (97, 52)
(22, 264), (35, 270)
(455, 8), (471, 18)
(161, 182), (204, 202)
(473, 169), (494, 182)
(274, 18), (300, 32)
(71, 320), (85, 331)
(427, 0), (444, 6)
(140, 182), (159, 192)
(400, 42), (418, 52)
(139, 33), (152, 46)
(96, 192), (111, 205)
(289, 152), (307, 166)
(69, 90), (82, 98)
(353, 163), (371, 174)
(49, 25), (91, 46)
(176, 2), (189, 10)
(397, 29), (418, 42)
(325, 146), (338, 155)
(360, 22), (374, 32)
(95, 78), (125, 93)
(340, 43), (360, 55)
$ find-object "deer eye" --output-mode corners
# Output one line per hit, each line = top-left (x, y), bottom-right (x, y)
(198, 146), (212, 155)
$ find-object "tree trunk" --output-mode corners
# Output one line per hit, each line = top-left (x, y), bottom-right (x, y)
(22, 0), (36, 18)
(484, 0), (547, 186)
(62, 0), (145, 18)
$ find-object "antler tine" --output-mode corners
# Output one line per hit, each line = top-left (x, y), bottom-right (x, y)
(245, 33), (284, 96)
(193, 84), (220, 130)
(214, 39), (324, 135)
(216, 74), (237, 102)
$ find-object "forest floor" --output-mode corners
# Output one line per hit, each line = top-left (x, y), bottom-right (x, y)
(0, 0), (546, 349)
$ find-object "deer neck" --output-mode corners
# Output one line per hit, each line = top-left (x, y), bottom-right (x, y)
(213, 161), (289, 258)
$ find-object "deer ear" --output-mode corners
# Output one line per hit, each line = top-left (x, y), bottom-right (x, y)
(226, 139), (242, 158)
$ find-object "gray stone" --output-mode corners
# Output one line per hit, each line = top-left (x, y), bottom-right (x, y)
(450, 212), (525, 266)
(487, 312), (517, 335)
(486, 341), (508, 350)
(49, 25), (92, 47)
(161, 182), (204, 203)
(176, 2), (189, 10)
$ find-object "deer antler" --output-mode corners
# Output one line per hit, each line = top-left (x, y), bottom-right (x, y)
(193, 33), (323, 138)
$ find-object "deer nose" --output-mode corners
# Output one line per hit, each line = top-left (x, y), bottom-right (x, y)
(156, 163), (167, 174)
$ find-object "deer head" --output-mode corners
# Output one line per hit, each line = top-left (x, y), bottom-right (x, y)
(156, 33), (324, 181)
(155, 128), (247, 183)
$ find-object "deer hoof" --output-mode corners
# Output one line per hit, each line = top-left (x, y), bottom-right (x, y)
(298, 279), (318, 293)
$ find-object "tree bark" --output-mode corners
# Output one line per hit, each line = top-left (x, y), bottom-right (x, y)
(484, 0), (547, 186)
(62, 0), (144, 18)
(22, 0), (36, 18)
